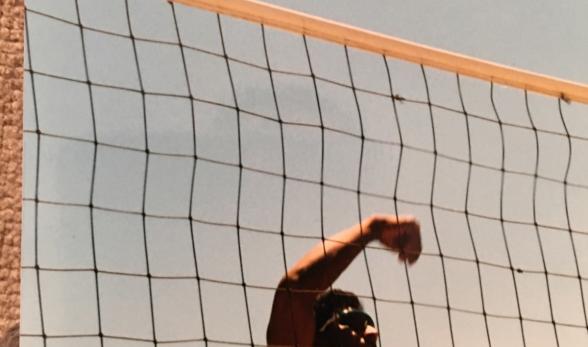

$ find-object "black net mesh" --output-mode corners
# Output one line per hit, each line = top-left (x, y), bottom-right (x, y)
(21, 1), (588, 347)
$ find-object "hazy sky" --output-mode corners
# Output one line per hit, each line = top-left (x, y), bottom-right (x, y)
(262, 0), (588, 85)
(21, 1), (588, 347)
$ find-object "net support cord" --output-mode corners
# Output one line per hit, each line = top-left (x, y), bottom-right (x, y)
(171, 0), (588, 105)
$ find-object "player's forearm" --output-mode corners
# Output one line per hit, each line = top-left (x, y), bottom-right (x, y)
(278, 215), (379, 293)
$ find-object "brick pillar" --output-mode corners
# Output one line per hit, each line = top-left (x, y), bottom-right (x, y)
(0, 0), (24, 345)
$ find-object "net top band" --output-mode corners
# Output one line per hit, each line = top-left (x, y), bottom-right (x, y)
(172, 0), (588, 105)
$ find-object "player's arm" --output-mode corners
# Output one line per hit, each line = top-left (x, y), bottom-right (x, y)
(266, 214), (421, 346)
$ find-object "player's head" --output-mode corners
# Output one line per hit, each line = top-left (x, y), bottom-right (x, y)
(314, 289), (378, 347)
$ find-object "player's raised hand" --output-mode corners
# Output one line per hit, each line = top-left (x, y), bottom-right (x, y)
(369, 214), (422, 264)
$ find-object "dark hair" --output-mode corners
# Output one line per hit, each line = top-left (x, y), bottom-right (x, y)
(313, 289), (362, 333)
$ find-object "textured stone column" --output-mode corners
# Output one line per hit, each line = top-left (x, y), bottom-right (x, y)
(0, 0), (24, 344)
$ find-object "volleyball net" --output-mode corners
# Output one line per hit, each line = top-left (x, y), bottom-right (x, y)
(21, 0), (588, 346)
